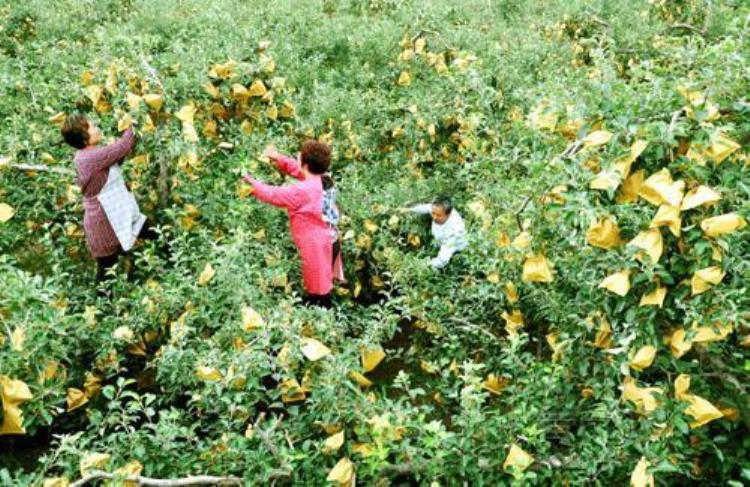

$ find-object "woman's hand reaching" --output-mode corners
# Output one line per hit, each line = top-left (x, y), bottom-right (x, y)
(263, 145), (282, 161)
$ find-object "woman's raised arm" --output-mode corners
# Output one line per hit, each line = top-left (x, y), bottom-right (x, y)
(83, 128), (136, 171)
(266, 146), (305, 180)
(245, 175), (305, 210)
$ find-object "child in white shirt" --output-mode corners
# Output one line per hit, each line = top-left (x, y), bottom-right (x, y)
(402, 196), (468, 270)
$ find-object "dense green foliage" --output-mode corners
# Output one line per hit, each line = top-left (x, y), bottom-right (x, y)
(1, 0), (749, 485)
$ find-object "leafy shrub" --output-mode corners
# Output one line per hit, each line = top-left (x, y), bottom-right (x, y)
(1, 0), (749, 485)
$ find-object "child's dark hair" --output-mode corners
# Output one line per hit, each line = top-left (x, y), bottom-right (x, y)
(301, 140), (331, 175)
(432, 195), (453, 214)
(61, 114), (90, 149)
(322, 175), (335, 190)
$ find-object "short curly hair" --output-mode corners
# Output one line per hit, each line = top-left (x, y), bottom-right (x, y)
(61, 114), (90, 149)
(300, 140), (331, 175)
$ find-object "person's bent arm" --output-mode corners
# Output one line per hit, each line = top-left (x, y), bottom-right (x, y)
(245, 176), (305, 210)
(431, 242), (457, 269)
(430, 226), (466, 269)
(266, 147), (305, 180)
(85, 128), (136, 170)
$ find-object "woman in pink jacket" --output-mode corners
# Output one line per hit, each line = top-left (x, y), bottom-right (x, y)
(242, 140), (344, 308)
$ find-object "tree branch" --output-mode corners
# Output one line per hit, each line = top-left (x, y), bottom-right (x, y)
(696, 348), (748, 396)
(253, 413), (293, 480)
(515, 182), (556, 232)
(560, 140), (583, 160)
(666, 23), (707, 37)
(449, 317), (503, 343)
(632, 104), (743, 125)
(156, 131), (170, 208)
(5, 163), (75, 176)
(379, 460), (427, 477)
(410, 29), (453, 51)
(588, 14), (613, 37)
(139, 54), (170, 208)
(140, 54), (164, 92)
(667, 108), (684, 134)
(632, 107), (685, 124)
(515, 195), (533, 232)
(696, 347), (750, 429)
(70, 470), (241, 487)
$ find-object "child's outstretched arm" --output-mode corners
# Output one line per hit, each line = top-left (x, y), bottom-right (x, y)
(400, 203), (432, 215)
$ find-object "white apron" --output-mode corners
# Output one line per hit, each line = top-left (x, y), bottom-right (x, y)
(98, 165), (146, 252)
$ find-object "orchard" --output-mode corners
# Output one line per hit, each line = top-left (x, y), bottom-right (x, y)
(1, 0), (749, 485)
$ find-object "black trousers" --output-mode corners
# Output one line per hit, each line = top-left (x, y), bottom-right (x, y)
(302, 239), (341, 309)
(303, 293), (332, 309)
(95, 221), (160, 286)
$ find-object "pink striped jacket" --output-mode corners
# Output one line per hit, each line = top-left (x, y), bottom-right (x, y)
(74, 128), (136, 258)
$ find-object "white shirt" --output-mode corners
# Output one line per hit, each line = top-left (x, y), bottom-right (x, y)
(410, 204), (468, 269)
